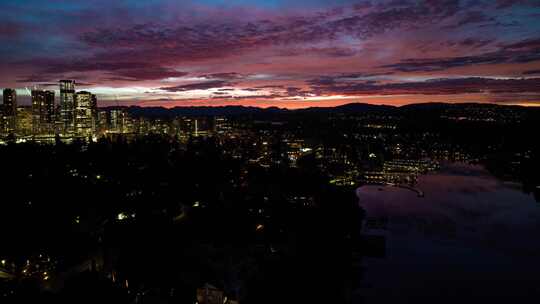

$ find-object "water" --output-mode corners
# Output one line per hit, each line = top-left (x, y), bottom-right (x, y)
(356, 163), (540, 302)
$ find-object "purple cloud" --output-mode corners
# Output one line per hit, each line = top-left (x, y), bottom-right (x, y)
(199, 73), (245, 80)
(382, 38), (540, 72)
(495, 0), (540, 9)
(159, 80), (232, 92)
(309, 77), (540, 95)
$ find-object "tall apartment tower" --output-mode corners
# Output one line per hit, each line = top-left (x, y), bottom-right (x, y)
(91, 94), (98, 134)
(31, 89), (55, 135)
(75, 91), (94, 137)
(59, 80), (75, 135)
(31, 89), (45, 134)
(43, 90), (56, 134)
(2, 88), (17, 134)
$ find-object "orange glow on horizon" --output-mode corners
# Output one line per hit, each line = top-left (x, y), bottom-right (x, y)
(102, 93), (540, 109)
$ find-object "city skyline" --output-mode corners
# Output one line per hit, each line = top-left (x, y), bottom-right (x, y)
(1, 80), (103, 140)
(1, 0), (540, 108)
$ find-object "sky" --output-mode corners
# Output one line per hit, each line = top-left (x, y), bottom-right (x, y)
(1, 0), (540, 108)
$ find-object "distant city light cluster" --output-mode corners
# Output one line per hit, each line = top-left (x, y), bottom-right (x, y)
(1, 81), (98, 142)
(1, 81), (235, 144)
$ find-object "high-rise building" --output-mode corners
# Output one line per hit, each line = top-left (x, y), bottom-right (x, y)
(32, 90), (56, 135)
(109, 109), (124, 133)
(2, 88), (16, 116)
(214, 117), (231, 135)
(107, 109), (133, 134)
(16, 106), (32, 136)
(43, 90), (55, 134)
(0, 105), (3, 135)
(31, 90), (45, 134)
(59, 80), (75, 135)
(91, 94), (98, 133)
(97, 110), (108, 133)
(135, 117), (150, 135)
(180, 117), (194, 136)
(2, 88), (17, 135)
(54, 104), (63, 134)
(123, 112), (134, 133)
(75, 91), (93, 137)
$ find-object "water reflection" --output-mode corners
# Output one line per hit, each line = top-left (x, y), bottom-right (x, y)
(356, 163), (540, 302)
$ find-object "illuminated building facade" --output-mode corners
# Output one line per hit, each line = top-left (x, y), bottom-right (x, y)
(110, 109), (122, 133)
(2, 88), (17, 135)
(75, 91), (94, 137)
(214, 117), (231, 135)
(60, 80), (75, 135)
(31, 90), (55, 135)
(42, 91), (56, 134)
(97, 110), (108, 134)
(31, 90), (44, 134)
(91, 94), (98, 132)
(106, 109), (134, 134)
(16, 106), (32, 137)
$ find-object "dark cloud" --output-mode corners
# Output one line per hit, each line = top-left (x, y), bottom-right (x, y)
(199, 73), (244, 80)
(16, 75), (53, 83)
(454, 11), (495, 27)
(18, 59), (188, 82)
(286, 87), (312, 97)
(353, 1), (374, 11)
(159, 80), (232, 92)
(0, 21), (23, 37)
(73, 81), (95, 86)
(487, 92), (540, 104)
(522, 70), (540, 75)
(338, 72), (394, 78)
(439, 38), (495, 50)
(76, 0), (463, 66)
(209, 94), (286, 100)
(211, 95), (233, 99)
(210, 86), (311, 99)
(254, 85), (287, 89)
(311, 47), (358, 57)
(278, 47), (358, 58)
(382, 55), (506, 72)
(230, 94), (286, 100)
(495, 0), (540, 9)
(382, 38), (540, 72)
(309, 77), (540, 96)
(503, 38), (540, 51)
(459, 38), (494, 48)
(36, 83), (60, 87)
(80, 22), (268, 63)
(111, 67), (188, 81)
